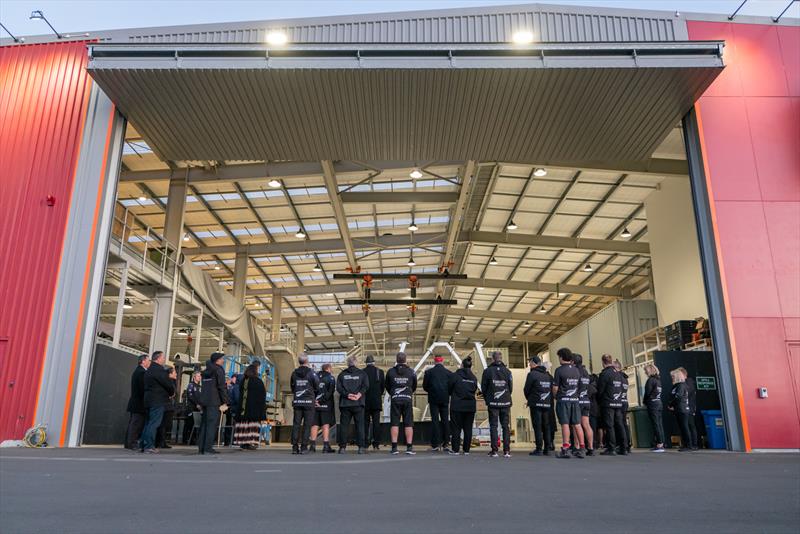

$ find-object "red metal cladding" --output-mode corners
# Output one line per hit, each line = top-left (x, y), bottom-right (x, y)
(0, 42), (93, 441)
(689, 22), (800, 449)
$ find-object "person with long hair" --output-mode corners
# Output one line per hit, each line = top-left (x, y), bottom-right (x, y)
(233, 364), (267, 450)
(643, 364), (665, 452)
(668, 368), (692, 452)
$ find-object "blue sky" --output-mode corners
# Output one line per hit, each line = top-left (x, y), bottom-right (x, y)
(1, 0), (797, 37)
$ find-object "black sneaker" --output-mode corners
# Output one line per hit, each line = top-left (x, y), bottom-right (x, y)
(357, 448), (366, 455)
(291, 448), (299, 455)
(542, 449), (550, 456)
(678, 447), (692, 452)
(309, 443), (316, 453)
(575, 448), (585, 459)
(448, 449), (459, 456)
(391, 447), (399, 455)
(405, 447), (416, 456)
(556, 448), (571, 459)
(585, 449), (595, 457)
(529, 450), (542, 456)
(443, 447), (452, 454)
(373, 444), (380, 451)
(429, 447), (441, 453)
(338, 447), (346, 454)
(600, 449), (617, 456)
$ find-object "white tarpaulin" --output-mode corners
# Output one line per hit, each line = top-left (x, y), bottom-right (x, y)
(180, 260), (264, 355)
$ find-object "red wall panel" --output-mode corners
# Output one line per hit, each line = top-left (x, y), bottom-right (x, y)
(0, 42), (92, 441)
(690, 21), (800, 449)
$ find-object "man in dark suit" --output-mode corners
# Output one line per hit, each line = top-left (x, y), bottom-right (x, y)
(124, 353), (151, 450)
(362, 355), (385, 450)
(139, 351), (175, 453)
(198, 352), (229, 455)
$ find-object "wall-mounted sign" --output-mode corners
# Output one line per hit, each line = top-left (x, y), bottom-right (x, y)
(696, 376), (717, 390)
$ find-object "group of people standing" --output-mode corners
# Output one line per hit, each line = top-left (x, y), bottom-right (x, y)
(126, 351), (268, 455)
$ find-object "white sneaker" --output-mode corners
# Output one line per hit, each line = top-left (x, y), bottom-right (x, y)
(652, 447), (666, 453)
(405, 448), (416, 455)
(503, 452), (512, 458)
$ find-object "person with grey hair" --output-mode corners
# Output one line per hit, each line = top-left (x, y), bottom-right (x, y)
(481, 351), (513, 458)
(290, 353), (320, 454)
(336, 355), (369, 454)
(386, 352), (418, 455)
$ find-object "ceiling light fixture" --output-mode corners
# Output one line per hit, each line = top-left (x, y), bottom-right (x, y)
(313, 263), (322, 272)
(177, 328), (189, 337)
(335, 306), (342, 314)
(512, 30), (535, 44)
(406, 317), (411, 323)
(583, 263), (593, 272)
(183, 234), (190, 242)
(295, 229), (306, 239)
(265, 30), (288, 46)
(454, 329), (460, 335)
(621, 227), (632, 238)
(407, 255), (416, 267)
(408, 220), (419, 232)
(123, 298), (133, 309)
(524, 320), (531, 327)
(468, 301), (475, 308)
(214, 264), (221, 271)
(267, 179), (281, 188)
(506, 220), (518, 231)
(137, 195), (147, 202)
(489, 256), (498, 265)
(409, 169), (423, 179)
(512, 333), (518, 339)
(540, 305), (547, 313)
(533, 168), (547, 177)
(348, 333), (354, 339)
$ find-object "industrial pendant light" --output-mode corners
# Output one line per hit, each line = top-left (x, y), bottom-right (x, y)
(489, 256), (499, 265)
(408, 219), (419, 232)
(524, 320), (531, 327)
(506, 220), (518, 231)
(295, 229), (306, 239)
(137, 195), (147, 202)
(533, 168), (547, 177)
(268, 179), (281, 188)
(407, 255), (416, 267)
(123, 298), (133, 309)
(335, 306), (342, 314)
(313, 262), (322, 272)
(410, 169), (423, 179)
(583, 263), (593, 272)
(621, 227), (632, 238)
(539, 305), (547, 313)
(468, 300), (475, 308)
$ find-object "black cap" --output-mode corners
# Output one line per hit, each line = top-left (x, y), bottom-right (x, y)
(210, 352), (225, 363)
(365, 355), (375, 364)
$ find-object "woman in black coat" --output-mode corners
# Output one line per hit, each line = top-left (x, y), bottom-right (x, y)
(643, 364), (665, 452)
(233, 364), (267, 450)
(668, 368), (692, 452)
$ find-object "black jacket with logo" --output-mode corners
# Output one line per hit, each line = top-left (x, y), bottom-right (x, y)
(363, 364), (385, 411)
(577, 365), (592, 407)
(336, 365), (369, 408)
(481, 361), (513, 408)
(670, 382), (691, 414)
(291, 366), (320, 408)
(596, 366), (624, 409)
(423, 363), (453, 405)
(144, 362), (176, 409)
(620, 371), (630, 410)
(315, 370), (336, 412)
(643, 376), (663, 408)
(523, 365), (553, 409)
(686, 377), (698, 415)
(200, 359), (228, 407)
(448, 368), (478, 412)
(385, 364), (417, 404)
(127, 364), (147, 414)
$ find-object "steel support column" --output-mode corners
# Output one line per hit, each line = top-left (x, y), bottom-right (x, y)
(271, 289), (282, 343)
(111, 264), (128, 347)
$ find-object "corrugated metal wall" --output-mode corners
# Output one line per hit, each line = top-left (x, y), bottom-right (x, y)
(123, 8), (681, 44)
(0, 42), (94, 441)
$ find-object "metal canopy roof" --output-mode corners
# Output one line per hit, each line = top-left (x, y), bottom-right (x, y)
(87, 42), (722, 165)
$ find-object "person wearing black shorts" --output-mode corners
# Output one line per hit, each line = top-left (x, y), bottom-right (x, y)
(552, 348), (584, 459)
(574, 354), (595, 456)
(309, 363), (336, 453)
(385, 352), (418, 455)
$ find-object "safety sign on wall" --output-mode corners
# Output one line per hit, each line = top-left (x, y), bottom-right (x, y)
(696, 376), (717, 390)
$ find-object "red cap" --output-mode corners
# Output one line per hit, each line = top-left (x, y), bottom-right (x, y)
(434, 356), (444, 363)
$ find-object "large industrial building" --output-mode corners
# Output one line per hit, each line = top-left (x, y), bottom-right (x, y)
(1, 2), (798, 452)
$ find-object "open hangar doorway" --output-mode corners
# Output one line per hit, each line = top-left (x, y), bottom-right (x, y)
(74, 38), (744, 450)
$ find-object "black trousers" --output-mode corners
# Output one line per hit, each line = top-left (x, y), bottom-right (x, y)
(198, 406), (221, 454)
(338, 406), (364, 448)
(449, 410), (474, 453)
(488, 407), (511, 453)
(530, 407), (553, 452)
(603, 407), (627, 451)
(688, 413), (699, 448)
(647, 405), (665, 446)
(622, 408), (632, 451)
(429, 402), (450, 448)
(156, 410), (174, 448)
(363, 409), (382, 447)
(548, 406), (557, 448)
(182, 413), (195, 444)
(124, 412), (146, 449)
(676, 412), (692, 449)
(292, 406), (314, 449)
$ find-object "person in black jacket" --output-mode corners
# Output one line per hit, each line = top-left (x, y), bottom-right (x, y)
(291, 353), (320, 455)
(124, 354), (151, 450)
(198, 352), (229, 455)
(385, 352), (418, 455)
(481, 351), (513, 458)
(552, 348), (585, 459)
(574, 354), (595, 457)
(614, 360), (633, 453)
(336, 355), (369, 454)
(423, 355), (453, 452)
(680, 368), (700, 449)
(362, 355), (385, 450)
(309, 363), (336, 453)
(233, 363), (267, 450)
(596, 354), (627, 456)
(181, 371), (202, 445)
(448, 356), (477, 455)
(524, 355), (553, 456)
(669, 368), (693, 451)
(588, 373), (600, 450)
(140, 351), (175, 453)
(643, 364), (665, 452)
